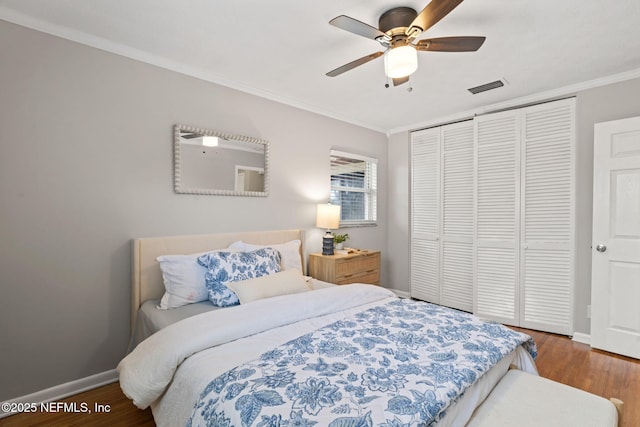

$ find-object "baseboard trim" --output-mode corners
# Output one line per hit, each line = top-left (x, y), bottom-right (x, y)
(572, 332), (591, 345)
(0, 369), (118, 419)
(391, 289), (411, 299)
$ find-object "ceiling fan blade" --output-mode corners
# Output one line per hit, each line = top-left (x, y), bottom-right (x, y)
(330, 15), (388, 41)
(416, 36), (486, 52)
(408, 0), (465, 35)
(393, 76), (410, 86)
(181, 133), (202, 139)
(326, 51), (384, 77)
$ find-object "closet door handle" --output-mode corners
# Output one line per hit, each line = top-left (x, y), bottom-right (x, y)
(596, 244), (607, 253)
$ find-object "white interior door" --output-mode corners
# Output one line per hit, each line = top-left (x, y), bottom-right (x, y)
(473, 111), (520, 326)
(441, 121), (474, 312)
(411, 128), (441, 302)
(410, 122), (474, 311)
(591, 116), (640, 359)
(520, 99), (575, 335)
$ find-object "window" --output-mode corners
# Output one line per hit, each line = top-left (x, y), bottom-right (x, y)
(330, 150), (378, 226)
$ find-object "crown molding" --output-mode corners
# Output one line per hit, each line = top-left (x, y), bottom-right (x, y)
(388, 67), (640, 135)
(0, 9), (386, 134)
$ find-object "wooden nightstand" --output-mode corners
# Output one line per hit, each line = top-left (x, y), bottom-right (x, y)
(308, 250), (380, 285)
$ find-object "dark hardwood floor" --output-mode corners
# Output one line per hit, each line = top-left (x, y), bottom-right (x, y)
(1, 328), (637, 426)
(0, 381), (154, 427)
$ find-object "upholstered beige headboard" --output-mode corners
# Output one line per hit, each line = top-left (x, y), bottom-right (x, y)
(131, 229), (305, 333)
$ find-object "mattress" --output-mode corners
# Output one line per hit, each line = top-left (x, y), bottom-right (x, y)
(129, 299), (220, 350)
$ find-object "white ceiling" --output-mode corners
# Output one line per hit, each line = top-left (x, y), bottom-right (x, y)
(2, 0), (640, 133)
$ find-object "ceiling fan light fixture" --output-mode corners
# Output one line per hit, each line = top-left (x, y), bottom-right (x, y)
(384, 45), (418, 78)
(202, 136), (219, 147)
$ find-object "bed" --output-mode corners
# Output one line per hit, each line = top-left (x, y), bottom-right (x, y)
(118, 229), (538, 426)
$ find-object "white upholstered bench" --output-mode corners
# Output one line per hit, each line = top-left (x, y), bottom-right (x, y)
(466, 369), (623, 427)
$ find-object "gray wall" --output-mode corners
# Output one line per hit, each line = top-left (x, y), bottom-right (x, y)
(387, 77), (640, 336)
(0, 20), (388, 400)
(386, 131), (410, 292)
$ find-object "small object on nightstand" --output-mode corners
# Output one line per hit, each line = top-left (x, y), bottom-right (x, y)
(339, 247), (359, 255)
(316, 203), (341, 256)
(322, 233), (335, 255)
(333, 233), (350, 250)
(308, 250), (380, 285)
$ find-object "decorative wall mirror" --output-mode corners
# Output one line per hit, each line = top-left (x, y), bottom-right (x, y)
(174, 124), (269, 196)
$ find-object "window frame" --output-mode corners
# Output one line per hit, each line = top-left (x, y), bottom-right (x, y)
(329, 149), (378, 227)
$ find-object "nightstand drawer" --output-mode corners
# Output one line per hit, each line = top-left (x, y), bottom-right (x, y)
(336, 270), (380, 285)
(335, 253), (379, 276)
(308, 250), (381, 286)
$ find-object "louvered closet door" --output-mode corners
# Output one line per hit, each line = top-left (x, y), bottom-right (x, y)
(520, 98), (575, 334)
(474, 111), (520, 325)
(411, 128), (440, 302)
(441, 121), (474, 311)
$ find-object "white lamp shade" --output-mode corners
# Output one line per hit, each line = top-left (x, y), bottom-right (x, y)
(384, 45), (418, 78)
(316, 204), (341, 230)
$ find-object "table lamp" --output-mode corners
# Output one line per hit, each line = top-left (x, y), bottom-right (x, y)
(316, 203), (340, 255)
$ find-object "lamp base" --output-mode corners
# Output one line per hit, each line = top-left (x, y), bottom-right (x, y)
(322, 233), (334, 256)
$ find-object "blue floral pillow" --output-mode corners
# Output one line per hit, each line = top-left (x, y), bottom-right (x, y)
(197, 248), (282, 307)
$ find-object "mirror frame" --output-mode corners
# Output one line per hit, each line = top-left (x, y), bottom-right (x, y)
(173, 124), (270, 196)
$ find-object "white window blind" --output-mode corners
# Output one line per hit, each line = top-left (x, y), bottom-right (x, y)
(330, 150), (377, 225)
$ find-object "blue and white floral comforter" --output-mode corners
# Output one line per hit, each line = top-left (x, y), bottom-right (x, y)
(188, 294), (536, 427)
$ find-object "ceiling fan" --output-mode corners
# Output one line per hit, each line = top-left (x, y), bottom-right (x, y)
(326, 0), (485, 86)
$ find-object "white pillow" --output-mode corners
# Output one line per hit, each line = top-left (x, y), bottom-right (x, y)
(228, 240), (303, 273)
(226, 269), (311, 304)
(157, 248), (232, 310)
